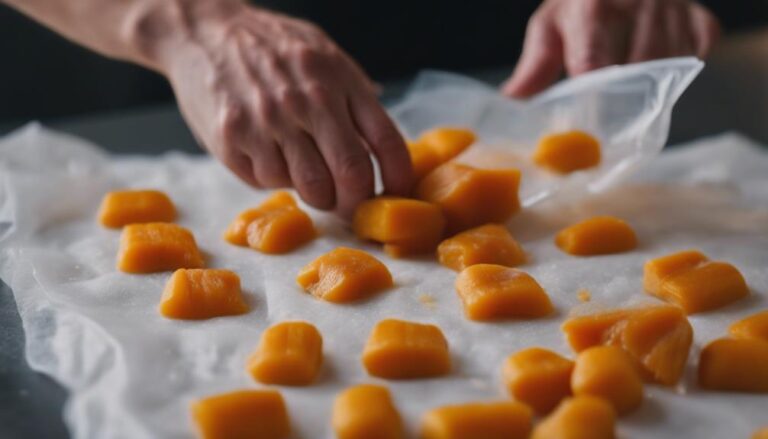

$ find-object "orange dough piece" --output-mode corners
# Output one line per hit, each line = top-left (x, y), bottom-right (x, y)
(98, 189), (176, 228)
(644, 250), (749, 314)
(531, 396), (616, 439)
(533, 130), (601, 174)
(729, 310), (768, 342)
(332, 384), (404, 439)
(455, 264), (553, 321)
(698, 338), (768, 393)
(117, 222), (204, 273)
(753, 427), (768, 439)
(296, 247), (393, 303)
(159, 269), (247, 320)
(503, 348), (574, 415)
(571, 346), (643, 415)
(420, 401), (532, 439)
(416, 163), (521, 234)
(223, 191), (298, 246)
(245, 206), (315, 254)
(246, 321), (323, 386)
(555, 216), (637, 256)
(353, 197), (446, 257)
(362, 319), (450, 379)
(562, 305), (692, 386)
(191, 389), (290, 439)
(437, 224), (525, 271)
(409, 127), (476, 179)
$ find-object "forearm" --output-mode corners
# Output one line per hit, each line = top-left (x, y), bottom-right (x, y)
(1, 0), (241, 72)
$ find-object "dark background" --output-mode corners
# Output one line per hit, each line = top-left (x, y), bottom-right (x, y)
(1, 2), (768, 438)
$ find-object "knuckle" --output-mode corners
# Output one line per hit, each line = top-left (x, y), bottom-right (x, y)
(254, 96), (280, 126)
(303, 81), (332, 104)
(582, 0), (608, 19)
(334, 152), (371, 183)
(274, 86), (306, 115)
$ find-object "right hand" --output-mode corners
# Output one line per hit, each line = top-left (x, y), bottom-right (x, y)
(159, 2), (413, 218)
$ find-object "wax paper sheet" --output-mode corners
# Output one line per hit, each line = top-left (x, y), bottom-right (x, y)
(1, 60), (767, 439)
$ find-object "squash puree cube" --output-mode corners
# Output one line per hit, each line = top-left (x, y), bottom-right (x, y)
(562, 306), (692, 385)
(245, 206), (315, 254)
(503, 348), (574, 414)
(296, 247), (392, 303)
(420, 401), (532, 439)
(555, 216), (637, 256)
(408, 128), (476, 180)
(698, 338), (768, 393)
(571, 346), (643, 415)
(531, 396), (616, 439)
(729, 310), (768, 342)
(455, 264), (552, 321)
(247, 321), (323, 386)
(533, 130), (601, 174)
(353, 197), (445, 257)
(191, 389), (290, 439)
(437, 224), (525, 271)
(98, 189), (176, 228)
(224, 191), (298, 246)
(159, 269), (247, 320)
(408, 141), (443, 180)
(644, 250), (749, 313)
(117, 222), (204, 273)
(416, 163), (521, 234)
(362, 319), (450, 379)
(332, 384), (403, 439)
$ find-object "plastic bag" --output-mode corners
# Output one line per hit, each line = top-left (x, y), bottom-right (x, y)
(390, 57), (703, 206)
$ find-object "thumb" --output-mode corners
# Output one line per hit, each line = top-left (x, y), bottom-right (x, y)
(502, 14), (564, 99)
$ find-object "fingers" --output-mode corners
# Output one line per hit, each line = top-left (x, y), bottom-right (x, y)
(348, 91), (413, 197)
(304, 82), (375, 219)
(502, 11), (563, 98)
(279, 129), (335, 209)
(665, 1), (695, 56)
(689, 2), (720, 58)
(628, 0), (670, 62)
(561, 0), (629, 76)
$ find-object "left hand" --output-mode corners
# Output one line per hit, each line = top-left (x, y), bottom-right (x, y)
(502, 0), (720, 98)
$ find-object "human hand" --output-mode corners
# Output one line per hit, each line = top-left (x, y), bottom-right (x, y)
(160, 2), (413, 218)
(502, 0), (720, 98)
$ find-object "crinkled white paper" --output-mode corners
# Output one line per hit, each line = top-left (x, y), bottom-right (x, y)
(1, 59), (767, 439)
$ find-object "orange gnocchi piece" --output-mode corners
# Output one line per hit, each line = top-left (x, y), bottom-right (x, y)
(420, 401), (532, 439)
(245, 205), (315, 254)
(409, 127), (476, 179)
(455, 264), (553, 321)
(296, 247), (393, 303)
(353, 197), (446, 257)
(437, 224), (525, 271)
(362, 319), (450, 379)
(503, 348), (574, 415)
(246, 321), (323, 386)
(531, 396), (616, 439)
(117, 222), (204, 273)
(555, 216), (637, 256)
(729, 310), (768, 342)
(416, 163), (521, 234)
(192, 389), (290, 439)
(644, 250), (749, 314)
(562, 305), (692, 385)
(753, 427), (768, 439)
(159, 269), (247, 320)
(332, 384), (404, 439)
(571, 346), (643, 415)
(533, 130), (601, 174)
(698, 338), (768, 393)
(98, 189), (176, 228)
(223, 191), (298, 246)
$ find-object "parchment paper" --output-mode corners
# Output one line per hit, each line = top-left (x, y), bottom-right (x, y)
(1, 60), (767, 439)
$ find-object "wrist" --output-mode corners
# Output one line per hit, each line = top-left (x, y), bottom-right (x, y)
(122, 0), (245, 73)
